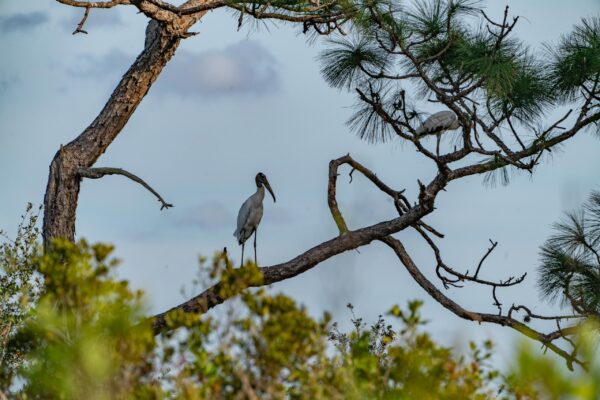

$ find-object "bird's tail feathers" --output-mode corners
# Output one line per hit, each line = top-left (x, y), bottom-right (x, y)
(234, 228), (245, 245)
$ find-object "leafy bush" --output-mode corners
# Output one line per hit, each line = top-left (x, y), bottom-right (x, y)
(0, 211), (598, 399)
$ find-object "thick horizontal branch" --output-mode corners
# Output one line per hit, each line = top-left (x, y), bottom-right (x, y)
(151, 153), (448, 334)
(151, 203), (435, 333)
(57, 0), (184, 15)
(78, 167), (173, 210)
(57, 0), (198, 27)
(229, 4), (349, 25)
(58, 0), (351, 38)
(179, 0), (347, 16)
(178, 0), (227, 14)
(151, 223), (586, 369)
(56, 0), (130, 8)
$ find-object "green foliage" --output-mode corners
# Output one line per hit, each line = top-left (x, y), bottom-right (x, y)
(320, 36), (388, 90)
(405, 0), (478, 39)
(488, 53), (554, 123)
(165, 290), (502, 399)
(1, 225), (598, 398)
(547, 17), (600, 101)
(0, 204), (42, 390)
(19, 239), (159, 399)
(538, 191), (600, 315)
(506, 321), (600, 399)
(481, 159), (512, 187)
(1, 236), (505, 399)
(318, 0), (600, 144)
(346, 84), (401, 142)
(405, 10), (554, 122)
(212, 252), (264, 299)
(327, 301), (498, 399)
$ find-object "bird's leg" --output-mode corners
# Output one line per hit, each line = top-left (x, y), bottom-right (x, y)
(253, 228), (258, 265)
(436, 133), (441, 157)
(240, 243), (245, 267)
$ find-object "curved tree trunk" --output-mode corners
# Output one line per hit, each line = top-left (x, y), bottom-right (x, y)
(42, 0), (344, 245)
(43, 21), (187, 245)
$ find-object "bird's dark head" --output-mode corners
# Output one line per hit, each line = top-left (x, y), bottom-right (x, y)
(255, 172), (276, 202)
(255, 172), (266, 186)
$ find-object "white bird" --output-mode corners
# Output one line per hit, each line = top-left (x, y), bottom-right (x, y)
(234, 172), (276, 266)
(415, 110), (461, 155)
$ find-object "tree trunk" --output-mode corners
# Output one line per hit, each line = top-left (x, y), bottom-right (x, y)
(43, 21), (184, 245)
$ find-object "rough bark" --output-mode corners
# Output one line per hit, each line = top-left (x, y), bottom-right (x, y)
(44, 0), (349, 246)
(151, 205), (433, 332)
(43, 13), (201, 245)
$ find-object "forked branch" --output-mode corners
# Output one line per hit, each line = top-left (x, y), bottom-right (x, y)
(379, 235), (586, 370)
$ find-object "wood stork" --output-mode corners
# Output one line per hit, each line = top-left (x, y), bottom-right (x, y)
(415, 110), (460, 155)
(234, 172), (276, 266)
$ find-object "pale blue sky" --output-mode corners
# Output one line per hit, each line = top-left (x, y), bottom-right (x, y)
(1, 0), (599, 366)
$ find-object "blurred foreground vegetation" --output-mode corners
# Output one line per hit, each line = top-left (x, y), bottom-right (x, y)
(0, 206), (599, 399)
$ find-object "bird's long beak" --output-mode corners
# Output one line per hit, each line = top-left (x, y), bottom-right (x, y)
(264, 179), (276, 203)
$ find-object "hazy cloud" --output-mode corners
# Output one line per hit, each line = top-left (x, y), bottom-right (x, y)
(174, 199), (289, 231)
(156, 40), (281, 97)
(316, 252), (361, 316)
(263, 207), (293, 225)
(62, 8), (123, 32)
(0, 11), (49, 33)
(67, 49), (132, 79)
(177, 201), (233, 229)
(64, 41), (280, 97)
(0, 75), (20, 93)
(345, 192), (396, 227)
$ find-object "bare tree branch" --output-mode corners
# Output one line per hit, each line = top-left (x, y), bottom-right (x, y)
(77, 167), (173, 210)
(56, 0), (130, 8)
(379, 235), (586, 370)
(151, 201), (434, 333)
(474, 239), (499, 278)
(72, 6), (90, 34)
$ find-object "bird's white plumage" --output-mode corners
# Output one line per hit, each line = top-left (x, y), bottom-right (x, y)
(234, 186), (265, 245)
(415, 110), (460, 136)
(233, 173), (275, 265)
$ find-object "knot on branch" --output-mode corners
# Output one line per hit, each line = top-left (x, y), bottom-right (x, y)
(417, 179), (434, 209)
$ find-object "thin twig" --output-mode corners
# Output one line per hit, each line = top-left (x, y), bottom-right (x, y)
(72, 6), (90, 34)
(474, 239), (498, 278)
